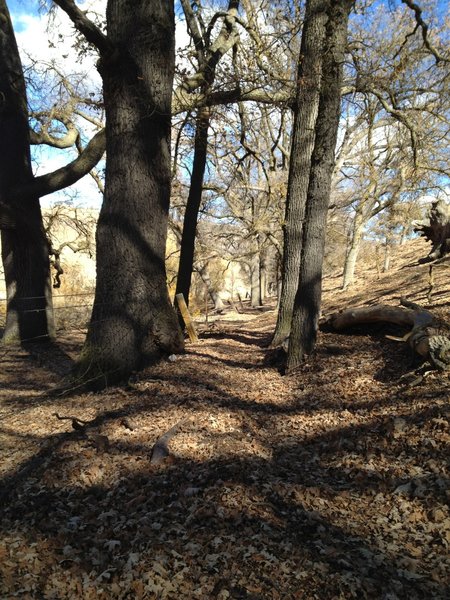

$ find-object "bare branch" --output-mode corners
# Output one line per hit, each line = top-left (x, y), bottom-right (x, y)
(30, 113), (79, 148)
(401, 0), (449, 64)
(52, 0), (113, 56)
(180, 0), (240, 93)
(13, 128), (105, 200)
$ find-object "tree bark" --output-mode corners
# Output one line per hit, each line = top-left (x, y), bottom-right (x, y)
(196, 261), (224, 311)
(175, 108), (210, 313)
(259, 244), (268, 303)
(250, 238), (262, 307)
(0, 0), (55, 343)
(287, 0), (353, 372)
(325, 299), (450, 371)
(271, 0), (329, 346)
(342, 210), (364, 290)
(414, 198), (450, 263)
(74, 0), (183, 387)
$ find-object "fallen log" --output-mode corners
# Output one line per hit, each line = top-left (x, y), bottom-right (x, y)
(324, 298), (450, 371)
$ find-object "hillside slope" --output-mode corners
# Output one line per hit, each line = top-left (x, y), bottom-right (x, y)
(323, 238), (450, 317)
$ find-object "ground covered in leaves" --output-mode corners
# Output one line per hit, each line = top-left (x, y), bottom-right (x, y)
(1, 240), (449, 599)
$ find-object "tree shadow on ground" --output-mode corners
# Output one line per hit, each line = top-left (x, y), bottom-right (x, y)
(1, 323), (448, 598)
(1, 400), (447, 599)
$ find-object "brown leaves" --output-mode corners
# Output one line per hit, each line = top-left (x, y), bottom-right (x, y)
(1, 292), (449, 597)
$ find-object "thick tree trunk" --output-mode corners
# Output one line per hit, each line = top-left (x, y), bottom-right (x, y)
(175, 108), (210, 312)
(0, 0), (54, 343)
(287, 0), (353, 372)
(271, 0), (329, 347)
(75, 0), (183, 387)
(196, 261), (224, 311)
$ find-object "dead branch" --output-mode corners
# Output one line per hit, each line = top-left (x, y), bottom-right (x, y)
(53, 412), (90, 431)
(413, 199), (450, 263)
(150, 419), (186, 465)
(324, 298), (450, 371)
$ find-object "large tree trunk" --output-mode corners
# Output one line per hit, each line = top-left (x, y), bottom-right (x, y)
(175, 108), (210, 312)
(75, 0), (183, 387)
(271, 0), (329, 347)
(0, 0), (54, 343)
(287, 0), (353, 372)
(196, 261), (224, 311)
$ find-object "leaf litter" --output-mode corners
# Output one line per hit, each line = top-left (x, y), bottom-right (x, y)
(0, 241), (449, 599)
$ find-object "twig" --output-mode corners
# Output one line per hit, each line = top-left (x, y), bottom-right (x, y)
(150, 419), (186, 465)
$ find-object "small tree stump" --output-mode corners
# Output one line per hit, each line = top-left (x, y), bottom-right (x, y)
(413, 198), (450, 263)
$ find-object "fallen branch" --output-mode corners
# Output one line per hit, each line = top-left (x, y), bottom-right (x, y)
(324, 298), (450, 371)
(150, 419), (186, 465)
(53, 412), (90, 431)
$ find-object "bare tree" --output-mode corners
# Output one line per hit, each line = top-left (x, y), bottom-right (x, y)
(287, 0), (354, 371)
(270, 0), (329, 346)
(0, 0), (105, 343)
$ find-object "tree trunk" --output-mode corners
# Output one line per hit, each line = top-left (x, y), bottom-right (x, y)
(271, 0), (329, 346)
(196, 261), (224, 311)
(75, 0), (183, 387)
(383, 238), (392, 272)
(260, 246), (268, 304)
(250, 241), (262, 307)
(175, 108), (210, 312)
(342, 210), (364, 290)
(287, 0), (353, 372)
(0, 0), (54, 343)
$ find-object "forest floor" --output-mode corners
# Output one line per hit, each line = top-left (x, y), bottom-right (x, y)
(0, 239), (449, 599)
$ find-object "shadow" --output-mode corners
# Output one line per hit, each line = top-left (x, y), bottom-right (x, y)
(21, 340), (76, 377)
(222, 331), (273, 348)
(1, 401), (447, 598)
(1, 312), (449, 597)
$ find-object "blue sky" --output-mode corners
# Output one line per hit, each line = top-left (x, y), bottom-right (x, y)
(7, 0), (449, 208)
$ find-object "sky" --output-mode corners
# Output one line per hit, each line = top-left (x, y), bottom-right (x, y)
(8, 1), (105, 208)
(6, 0), (449, 208)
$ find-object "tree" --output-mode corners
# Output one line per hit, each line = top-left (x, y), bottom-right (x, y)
(51, 0), (184, 388)
(286, 0), (354, 371)
(270, 0), (329, 347)
(338, 1), (450, 289)
(0, 0), (54, 343)
(0, 0), (105, 344)
(174, 0), (241, 315)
